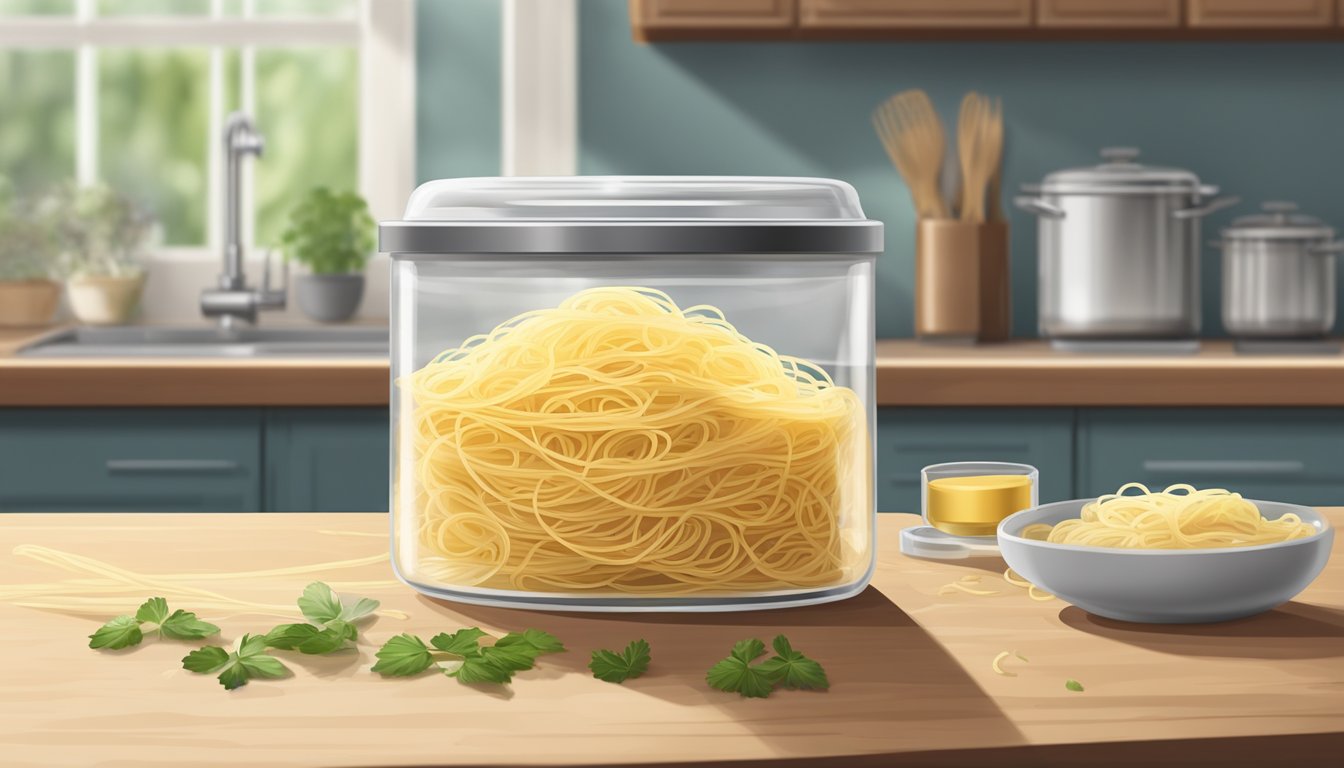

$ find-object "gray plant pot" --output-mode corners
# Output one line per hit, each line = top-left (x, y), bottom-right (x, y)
(295, 273), (365, 323)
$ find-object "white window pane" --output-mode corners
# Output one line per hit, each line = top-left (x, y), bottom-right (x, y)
(99, 49), (209, 245)
(253, 47), (357, 247)
(0, 50), (75, 194)
(97, 0), (209, 15)
(221, 0), (356, 17)
(0, 0), (72, 14)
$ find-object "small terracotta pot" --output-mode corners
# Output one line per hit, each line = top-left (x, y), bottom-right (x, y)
(0, 279), (62, 328)
(67, 272), (146, 326)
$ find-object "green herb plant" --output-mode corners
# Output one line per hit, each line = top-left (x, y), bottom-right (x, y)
(373, 627), (564, 686)
(263, 581), (380, 655)
(706, 635), (829, 699)
(40, 182), (155, 278)
(589, 639), (651, 684)
(88, 597), (219, 650)
(0, 187), (61, 282)
(183, 634), (289, 690)
(280, 186), (375, 274)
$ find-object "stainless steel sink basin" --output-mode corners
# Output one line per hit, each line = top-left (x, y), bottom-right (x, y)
(19, 326), (388, 358)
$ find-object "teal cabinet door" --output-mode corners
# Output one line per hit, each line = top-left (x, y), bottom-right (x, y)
(876, 408), (1075, 514)
(1079, 408), (1344, 506)
(264, 408), (388, 512)
(0, 408), (262, 512)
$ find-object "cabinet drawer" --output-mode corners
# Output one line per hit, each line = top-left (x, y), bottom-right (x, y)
(632, 0), (797, 31)
(1079, 409), (1344, 505)
(800, 0), (1032, 28)
(1037, 0), (1181, 27)
(876, 408), (1074, 514)
(1188, 0), (1334, 28)
(264, 408), (388, 513)
(0, 409), (261, 512)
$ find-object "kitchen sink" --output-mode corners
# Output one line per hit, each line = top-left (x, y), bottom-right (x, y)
(18, 326), (389, 358)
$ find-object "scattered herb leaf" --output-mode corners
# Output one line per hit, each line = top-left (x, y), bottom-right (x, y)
(496, 629), (565, 655)
(706, 638), (777, 698)
(756, 635), (829, 691)
(371, 633), (435, 676)
(265, 582), (378, 654)
(589, 639), (651, 684)
(182, 634), (289, 690)
(88, 615), (143, 650)
(429, 627), (488, 657)
(89, 598), (219, 650)
(1065, 679), (1085, 692)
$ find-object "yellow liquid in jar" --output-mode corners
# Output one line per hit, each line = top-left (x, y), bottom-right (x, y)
(926, 474), (1034, 537)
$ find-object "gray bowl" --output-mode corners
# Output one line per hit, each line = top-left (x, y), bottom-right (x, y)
(998, 499), (1334, 624)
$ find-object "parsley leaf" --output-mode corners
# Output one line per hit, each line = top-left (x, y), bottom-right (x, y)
(296, 582), (345, 625)
(1066, 679), (1085, 692)
(589, 639), (651, 684)
(89, 598), (219, 649)
(706, 638), (777, 698)
(429, 627), (488, 656)
(372, 633), (435, 676)
(182, 634), (289, 690)
(159, 610), (222, 641)
(266, 582), (378, 654)
(756, 635), (828, 691)
(495, 629), (565, 655)
(135, 597), (170, 625)
(88, 615), (143, 650)
(374, 627), (565, 686)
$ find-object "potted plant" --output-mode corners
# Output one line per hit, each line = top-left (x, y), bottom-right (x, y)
(281, 187), (375, 323)
(0, 186), (63, 328)
(45, 183), (156, 326)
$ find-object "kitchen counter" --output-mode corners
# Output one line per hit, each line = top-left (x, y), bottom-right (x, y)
(0, 326), (386, 406)
(1, 511), (1341, 767)
(6, 327), (1344, 407)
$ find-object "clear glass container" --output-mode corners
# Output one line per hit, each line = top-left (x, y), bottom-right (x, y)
(921, 462), (1039, 538)
(382, 177), (882, 611)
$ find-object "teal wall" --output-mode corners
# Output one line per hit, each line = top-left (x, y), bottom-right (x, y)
(416, 1), (1344, 338)
(416, 0), (500, 182)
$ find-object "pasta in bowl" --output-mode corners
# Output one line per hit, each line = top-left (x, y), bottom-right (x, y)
(998, 485), (1333, 623)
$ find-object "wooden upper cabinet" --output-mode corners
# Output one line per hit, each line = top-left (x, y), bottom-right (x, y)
(1188, 0), (1335, 27)
(630, 0), (796, 36)
(799, 0), (1032, 29)
(1038, 0), (1181, 28)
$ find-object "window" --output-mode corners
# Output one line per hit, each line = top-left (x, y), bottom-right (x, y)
(0, 0), (413, 254)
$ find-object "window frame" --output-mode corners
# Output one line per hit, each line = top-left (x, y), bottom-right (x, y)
(0, 0), (415, 257)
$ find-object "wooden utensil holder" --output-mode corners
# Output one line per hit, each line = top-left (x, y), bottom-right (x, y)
(915, 220), (1010, 343)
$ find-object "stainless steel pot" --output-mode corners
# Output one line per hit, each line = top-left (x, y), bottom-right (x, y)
(1215, 201), (1344, 339)
(1016, 147), (1238, 339)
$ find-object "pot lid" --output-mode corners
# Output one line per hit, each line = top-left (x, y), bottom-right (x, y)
(1034, 147), (1207, 194)
(1222, 201), (1334, 240)
(379, 176), (883, 256)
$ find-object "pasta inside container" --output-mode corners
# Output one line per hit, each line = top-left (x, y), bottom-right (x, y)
(381, 177), (881, 611)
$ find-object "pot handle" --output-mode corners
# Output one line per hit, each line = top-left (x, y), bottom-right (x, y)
(1309, 241), (1344, 255)
(1014, 196), (1066, 219)
(1173, 196), (1240, 220)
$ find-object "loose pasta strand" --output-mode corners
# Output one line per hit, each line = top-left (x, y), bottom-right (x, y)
(401, 287), (868, 595)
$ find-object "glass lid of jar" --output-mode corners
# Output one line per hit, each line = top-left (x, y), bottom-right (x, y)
(380, 176), (884, 256)
(1032, 147), (1210, 195)
(1222, 201), (1335, 240)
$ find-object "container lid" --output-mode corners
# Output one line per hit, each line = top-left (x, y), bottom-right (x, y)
(1032, 147), (1210, 195)
(899, 525), (1001, 560)
(379, 176), (883, 256)
(1221, 201), (1334, 240)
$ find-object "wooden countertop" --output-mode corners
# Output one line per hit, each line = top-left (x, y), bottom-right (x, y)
(0, 326), (387, 407)
(1, 511), (1340, 767)
(5, 326), (1344, 407)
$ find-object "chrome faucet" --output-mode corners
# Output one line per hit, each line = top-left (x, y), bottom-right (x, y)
(201, 112), (285, 328)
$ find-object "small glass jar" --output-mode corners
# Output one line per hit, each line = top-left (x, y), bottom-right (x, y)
(921, 462), (1039, 537)
(383, 177), (882, 611)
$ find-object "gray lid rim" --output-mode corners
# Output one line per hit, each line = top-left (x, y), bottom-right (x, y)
(378, 220), (884, 255)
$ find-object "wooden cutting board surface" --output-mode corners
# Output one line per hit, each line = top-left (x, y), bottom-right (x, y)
(0, 511), (1341, 767)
